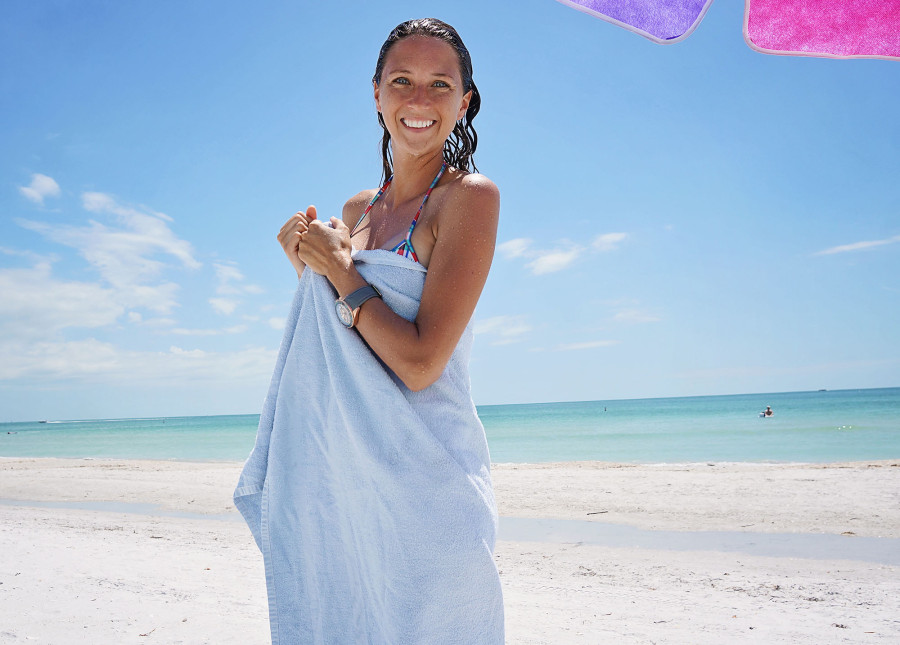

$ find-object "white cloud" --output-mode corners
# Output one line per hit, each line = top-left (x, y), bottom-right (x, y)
(0, 262), (124, 340)
(525, 247), (582, 275)
(592, 232), (627, 252)
(474, 315), (532, 345)
(557, 340), (619, 351)
(80, 191), (200, 270)
(214, 262), (264, 295)
(170, 325), (248, 336)
(209, 297), (238, 315)
(499, 233), (627, 275)
(0, 246), (54, 263)
(207, 262), (263, 315)
(0, 338), (276, 384)
(814, 235), (900, 256)
(17, 191), (200, 313)
(497, 238), (532, 259)
(18, 173), (61, 205)
(268, 317), (286, 330)
(142, 317), (177, 328)
(613, 309), (660, 324)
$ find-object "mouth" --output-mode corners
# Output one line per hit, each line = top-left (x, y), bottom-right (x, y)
(401, 118), (436, 130)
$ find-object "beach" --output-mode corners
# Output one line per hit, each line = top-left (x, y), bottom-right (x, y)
(1, 459), (898, 643)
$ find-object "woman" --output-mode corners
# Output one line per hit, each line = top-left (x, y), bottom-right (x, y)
(234, 18), (504, 644)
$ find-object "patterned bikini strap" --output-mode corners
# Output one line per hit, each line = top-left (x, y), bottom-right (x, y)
(393, 163), (446, 253)
(350, 176), (393, 238)
(407, 163), (446, 232)
(350, 162), (447, 239)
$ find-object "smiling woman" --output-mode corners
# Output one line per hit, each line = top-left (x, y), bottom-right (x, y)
(234, 17), (504, 645)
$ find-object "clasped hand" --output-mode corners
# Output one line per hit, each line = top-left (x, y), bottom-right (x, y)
(277, 206), (353, 280)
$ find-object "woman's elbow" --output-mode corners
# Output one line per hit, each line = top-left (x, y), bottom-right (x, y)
(397, 360), (444, 392)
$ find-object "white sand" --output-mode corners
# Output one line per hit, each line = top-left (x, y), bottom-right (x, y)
(1, 458), (898, 644)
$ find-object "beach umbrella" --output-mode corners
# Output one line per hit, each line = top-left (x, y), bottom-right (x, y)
(744, 0), (900, 60)
(555, 0), (714, 43)
(555, 0), (900, 60)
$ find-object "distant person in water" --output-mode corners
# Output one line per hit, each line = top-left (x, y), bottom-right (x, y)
(763, 406), (774, 417)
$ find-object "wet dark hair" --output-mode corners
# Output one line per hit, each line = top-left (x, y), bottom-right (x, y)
(373, 18), (481, 181)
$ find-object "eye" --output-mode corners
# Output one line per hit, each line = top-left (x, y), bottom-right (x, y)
(433, 80), (450, 88)
(391, 77), (410, 85)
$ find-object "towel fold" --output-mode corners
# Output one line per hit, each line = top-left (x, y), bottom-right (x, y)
(235, 249), (504, 645)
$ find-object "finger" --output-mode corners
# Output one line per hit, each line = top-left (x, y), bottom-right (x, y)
(306, 205), (317, 220)
(279, 213), (305, 235)
(331, 216), (346, 232)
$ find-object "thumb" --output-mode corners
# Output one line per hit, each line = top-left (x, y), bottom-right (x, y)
(331, 216), (347, 231)
(306, 205), (318, 220)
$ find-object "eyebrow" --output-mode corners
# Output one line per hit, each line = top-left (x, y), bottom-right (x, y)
(387, 69), (455, 78)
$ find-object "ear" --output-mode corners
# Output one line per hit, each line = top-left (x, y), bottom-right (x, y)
(373, 80), (381, 113)
(456, 89), (473, 121)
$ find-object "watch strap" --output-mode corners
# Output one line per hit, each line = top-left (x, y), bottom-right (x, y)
(342, 284), (381, 311)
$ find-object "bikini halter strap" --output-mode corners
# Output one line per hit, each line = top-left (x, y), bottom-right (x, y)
(350, 162), (447, 239)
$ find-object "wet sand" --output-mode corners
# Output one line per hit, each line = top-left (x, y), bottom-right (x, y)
(1, 458), (898, 643)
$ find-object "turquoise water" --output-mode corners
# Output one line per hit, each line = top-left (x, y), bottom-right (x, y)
(1, 388), (898, 464)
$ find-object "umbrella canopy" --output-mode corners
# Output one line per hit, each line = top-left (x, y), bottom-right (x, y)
(556, 0), (900, 60)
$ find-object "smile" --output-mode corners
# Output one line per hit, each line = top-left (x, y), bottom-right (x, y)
(401, 118), (435, 129)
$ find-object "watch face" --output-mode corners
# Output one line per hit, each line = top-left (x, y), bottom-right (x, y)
(335, 300), (354, 327)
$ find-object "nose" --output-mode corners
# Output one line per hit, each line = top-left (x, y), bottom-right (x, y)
(407, 84), (431, 108)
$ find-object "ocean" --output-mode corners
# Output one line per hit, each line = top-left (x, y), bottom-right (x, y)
(2, 387), (898, 464)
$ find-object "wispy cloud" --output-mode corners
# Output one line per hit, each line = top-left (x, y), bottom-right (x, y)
(473, 315), (532, 345)
(498, 231), (628, 275)
(613, 309), (660, 324)
(170, 324), (248, 336)
(814, 235), (900, 256)
(592, 232), (627, 252)
(207, 262), (264, 316)
(498, 237), (583, 275)
(214, 262), (263, 295)
(497, 237), (584, 275)
(497, 238), (532, 259)
(17, 191), (200, 313)
(526, 246), (582, 275)
(81, 191), (200, 270)
(0, 262), (124, 340)
(18, 173), (60, 205)
(0, 338), (275, 383)
(556, 340), (619, 351)
(209, 297), (238, 315)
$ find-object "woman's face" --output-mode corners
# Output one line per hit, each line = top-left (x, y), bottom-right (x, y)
(374, 35), (472, 160)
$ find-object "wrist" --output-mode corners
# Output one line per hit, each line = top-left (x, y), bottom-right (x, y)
(328, 260), (366, 298)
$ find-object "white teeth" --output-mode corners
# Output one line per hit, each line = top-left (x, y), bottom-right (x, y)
(403, 119), (434, 129)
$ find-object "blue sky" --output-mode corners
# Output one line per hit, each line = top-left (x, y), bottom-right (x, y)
(2, 0), (898, 422)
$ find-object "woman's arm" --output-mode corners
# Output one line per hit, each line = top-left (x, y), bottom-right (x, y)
(297, 175), (499, 391)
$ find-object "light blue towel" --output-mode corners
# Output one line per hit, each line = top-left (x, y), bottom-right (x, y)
(234, 249), (504, 644)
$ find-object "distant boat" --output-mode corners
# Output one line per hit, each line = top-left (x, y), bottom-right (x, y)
(38, 420), (47, 423)
(817, 389), (827, 392)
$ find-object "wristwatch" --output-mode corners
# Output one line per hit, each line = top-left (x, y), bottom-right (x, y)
(335, 284), (382, 328)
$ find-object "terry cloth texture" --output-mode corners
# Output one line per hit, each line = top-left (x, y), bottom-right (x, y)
(234, 249), (504, 645)
(745, 0), (900, 60)
(555, 0), (715, 44)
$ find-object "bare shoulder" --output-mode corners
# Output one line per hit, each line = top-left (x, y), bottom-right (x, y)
(341, 189), (379, 225)
(448, 172), (500, 206)
(438, 172), (500, 233)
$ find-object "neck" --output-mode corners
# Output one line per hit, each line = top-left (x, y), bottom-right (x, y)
(385, 151), (445, 204)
